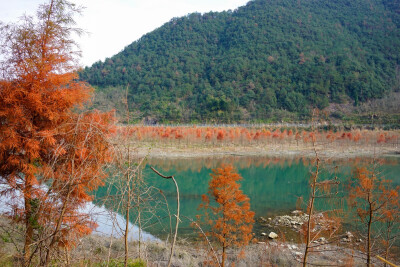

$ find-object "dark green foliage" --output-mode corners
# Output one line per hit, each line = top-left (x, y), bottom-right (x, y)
(80, 0), (400, 123)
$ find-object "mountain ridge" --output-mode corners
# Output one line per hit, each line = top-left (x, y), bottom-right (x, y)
(80, 0), (400, 123)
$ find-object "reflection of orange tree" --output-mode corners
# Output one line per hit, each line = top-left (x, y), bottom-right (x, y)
(348, 167), (400, 266)
(196, 164), (254, 267)
(146, 156), (398, 175)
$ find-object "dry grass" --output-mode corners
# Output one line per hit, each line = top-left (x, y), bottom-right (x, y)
(0, 221), (392, 266)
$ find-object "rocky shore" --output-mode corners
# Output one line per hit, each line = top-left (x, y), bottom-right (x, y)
(257, 210), (360, 244)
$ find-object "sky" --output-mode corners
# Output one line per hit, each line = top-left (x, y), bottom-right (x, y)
(1, 0), (249, 67)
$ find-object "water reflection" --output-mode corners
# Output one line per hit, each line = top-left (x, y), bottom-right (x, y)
(146, 156), (400, 174)
(84, 202), (157, 241)
(93, 156), (400, 239)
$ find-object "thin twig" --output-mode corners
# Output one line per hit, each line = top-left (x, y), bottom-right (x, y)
(150, 167), (180, 267)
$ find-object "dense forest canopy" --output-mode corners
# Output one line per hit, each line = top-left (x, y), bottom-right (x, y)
(79, 0), (400, 123)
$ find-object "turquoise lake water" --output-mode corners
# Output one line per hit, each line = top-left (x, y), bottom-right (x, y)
(93, 155), (400, 240)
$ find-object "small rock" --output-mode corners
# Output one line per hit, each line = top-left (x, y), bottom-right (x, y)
(268, 217), (272, 221)
(356, 239), (362, 242)
(345, 231), (353, 238)
(260, 217), (267, 222)
(261, 232), (267, 236)
(294, 251), (303, 256)
(292, 210), (302, 215)
(268, 232), (278, 239)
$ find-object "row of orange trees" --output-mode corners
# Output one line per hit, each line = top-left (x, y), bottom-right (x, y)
(117, 125), (399, 146)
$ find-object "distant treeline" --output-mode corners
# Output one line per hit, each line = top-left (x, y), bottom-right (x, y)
(80, 0), (400, 123)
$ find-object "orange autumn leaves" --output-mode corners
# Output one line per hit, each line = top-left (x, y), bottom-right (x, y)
(348, 167), (400, 264)
(198, 164), (254, 267)
(0, 78), (91, 194)
(0, 0), (115, 263)
(0, 55), (114, 248)
(40, 111), (115, 248)
(349, 167), (400, 219)
(118, 125), (398, 147)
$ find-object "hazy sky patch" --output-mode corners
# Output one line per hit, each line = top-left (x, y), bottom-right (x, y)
(1, 0), (249, 67)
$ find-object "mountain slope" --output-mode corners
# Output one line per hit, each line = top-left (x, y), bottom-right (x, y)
(80, 0), (400, 123)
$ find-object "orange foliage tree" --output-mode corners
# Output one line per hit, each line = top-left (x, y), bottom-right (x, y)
(0, 1), (114, 265)
(348, 167), (400, 266)
(39, 111), (114, 266)
(198, 164), (254, 267)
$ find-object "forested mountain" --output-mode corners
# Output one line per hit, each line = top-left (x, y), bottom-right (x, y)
(80, 0), (400, 123)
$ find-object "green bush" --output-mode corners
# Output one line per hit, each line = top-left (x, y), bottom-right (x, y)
(127, 259), (146, 267)
(103, 258), (146, 267)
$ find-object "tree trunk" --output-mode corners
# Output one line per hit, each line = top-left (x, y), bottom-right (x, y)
(23, 179), (33, 267)
(303, 158), (319, 267)
(367, 201), (373, 267)
(124, 195), (130, 267)
(43, 176), (74, 267)
(125, 144), (131, 267)
(221, 214), (227, 267)
(222, 244), (226, 267)
(137, 169), (142, 260)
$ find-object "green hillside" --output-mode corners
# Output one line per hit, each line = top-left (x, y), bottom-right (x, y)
(79, 0), (400, 123)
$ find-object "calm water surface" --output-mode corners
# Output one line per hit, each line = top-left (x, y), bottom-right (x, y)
(93, 156), (400, 239)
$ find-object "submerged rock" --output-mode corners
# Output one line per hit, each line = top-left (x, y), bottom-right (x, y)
(268, 232), (278, 239)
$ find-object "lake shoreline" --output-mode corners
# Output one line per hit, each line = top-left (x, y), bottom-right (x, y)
(136, 144), (399, 159)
